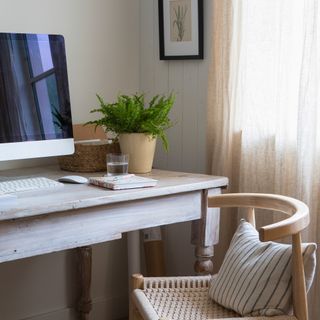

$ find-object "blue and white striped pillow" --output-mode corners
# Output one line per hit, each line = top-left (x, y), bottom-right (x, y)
(208, 220), (316, 316)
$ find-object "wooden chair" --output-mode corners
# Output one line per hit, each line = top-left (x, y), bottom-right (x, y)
(131, 193), (311, 320)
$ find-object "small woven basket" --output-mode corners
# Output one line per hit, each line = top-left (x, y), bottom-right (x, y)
(58, 140), (120, 172)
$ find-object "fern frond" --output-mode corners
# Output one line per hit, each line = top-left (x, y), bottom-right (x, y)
(85, 93), (175, 151)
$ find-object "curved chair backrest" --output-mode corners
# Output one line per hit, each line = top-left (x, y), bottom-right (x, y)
(208, 193), (310, 320)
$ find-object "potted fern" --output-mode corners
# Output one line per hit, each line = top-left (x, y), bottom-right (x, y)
(86, 93), (175, 173)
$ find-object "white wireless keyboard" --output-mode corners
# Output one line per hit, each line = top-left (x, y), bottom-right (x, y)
(0, 177), (63, 194)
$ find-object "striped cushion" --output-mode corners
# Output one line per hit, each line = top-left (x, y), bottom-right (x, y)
(208, 220), (316, 316)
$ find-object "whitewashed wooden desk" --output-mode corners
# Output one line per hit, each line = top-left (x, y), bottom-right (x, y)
(0, 165), (228, 319)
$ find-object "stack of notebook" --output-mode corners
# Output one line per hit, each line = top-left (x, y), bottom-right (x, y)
(89, 174), (158, 190)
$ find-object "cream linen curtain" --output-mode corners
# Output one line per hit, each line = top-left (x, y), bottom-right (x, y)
(207, 1), (319, 319)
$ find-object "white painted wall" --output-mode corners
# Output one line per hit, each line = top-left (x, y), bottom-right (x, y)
(0, 1), (139, 319)
(139, 0), (214, 276)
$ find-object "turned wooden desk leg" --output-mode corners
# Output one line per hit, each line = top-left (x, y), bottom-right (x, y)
(77, 246), (93, 320)
(191, 189), (221, 274)
(194, 246), (214, 274)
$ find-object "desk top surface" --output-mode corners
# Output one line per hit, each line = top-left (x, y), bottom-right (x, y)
(0, 165), (228, 221)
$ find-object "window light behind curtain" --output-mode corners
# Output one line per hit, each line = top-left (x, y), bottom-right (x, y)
(207, 1), (319, 319)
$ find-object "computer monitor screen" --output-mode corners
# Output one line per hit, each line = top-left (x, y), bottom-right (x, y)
(0, 33), (74, 161)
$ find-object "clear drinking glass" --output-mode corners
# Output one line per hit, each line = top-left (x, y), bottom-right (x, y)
(106, 153), (129, 176)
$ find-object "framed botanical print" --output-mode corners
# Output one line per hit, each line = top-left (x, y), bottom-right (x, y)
(158, 0), (203, 60)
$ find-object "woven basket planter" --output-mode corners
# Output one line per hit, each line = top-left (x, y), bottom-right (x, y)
(58, 140), (120, 172)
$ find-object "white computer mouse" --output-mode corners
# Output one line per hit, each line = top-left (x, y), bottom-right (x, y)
(58, 175), (89, 184)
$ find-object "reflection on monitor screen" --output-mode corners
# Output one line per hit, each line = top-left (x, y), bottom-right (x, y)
(0, 33), (74, 161)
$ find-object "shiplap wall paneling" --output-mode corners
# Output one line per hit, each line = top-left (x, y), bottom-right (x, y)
(153, 0), (170, 168)
(167, 61), (184, 171)
(139, 0), (214, 276)
(140, 0), (213, 174)
(181, 61), (201, 172)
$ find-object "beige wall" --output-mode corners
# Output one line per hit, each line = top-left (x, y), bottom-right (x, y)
(139, 0), (214, 276)
(0, 1), (139, 319)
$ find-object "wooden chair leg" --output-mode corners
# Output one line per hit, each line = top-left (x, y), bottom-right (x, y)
(130, 274), (144, 320)
(77, 246), (93, 320)
(292, 233), (308, 320)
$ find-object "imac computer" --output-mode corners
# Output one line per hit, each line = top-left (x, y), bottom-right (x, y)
(0, 32), (74, 162)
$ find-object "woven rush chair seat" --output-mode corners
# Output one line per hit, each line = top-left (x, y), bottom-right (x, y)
(132, 275), (297, 320)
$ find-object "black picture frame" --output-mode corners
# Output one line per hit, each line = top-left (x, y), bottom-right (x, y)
(158, 0), (203, 60)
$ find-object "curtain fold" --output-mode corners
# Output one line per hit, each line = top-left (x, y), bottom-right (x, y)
(207, 0), (319, 318)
